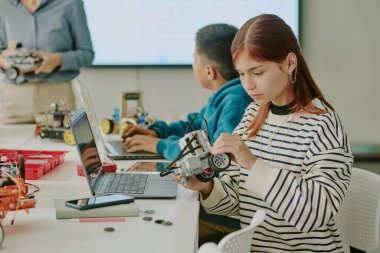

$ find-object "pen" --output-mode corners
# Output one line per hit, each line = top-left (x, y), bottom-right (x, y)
(68, 217), (127, 223)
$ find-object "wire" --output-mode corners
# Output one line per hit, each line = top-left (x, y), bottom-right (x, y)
(159, 135), (198, 177)
(159, 145), (202, 177)
(177, 145), (202, 161)
(185, 116), (209, 140)
(160, 116), (210, 177)
(25, 183), (40, 198)
(0, 168), (21, 225)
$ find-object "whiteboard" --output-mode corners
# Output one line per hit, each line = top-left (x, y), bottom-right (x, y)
(83, 0), (299, 66)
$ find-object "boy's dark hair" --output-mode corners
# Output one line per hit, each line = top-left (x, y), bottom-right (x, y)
(196, 23), (239, 81)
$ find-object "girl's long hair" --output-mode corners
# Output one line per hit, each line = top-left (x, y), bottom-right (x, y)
(232, 14), (334, 137)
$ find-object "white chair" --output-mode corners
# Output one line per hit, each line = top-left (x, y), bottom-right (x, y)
(335, 167), (380, 253)
(197, 210), (266, 253)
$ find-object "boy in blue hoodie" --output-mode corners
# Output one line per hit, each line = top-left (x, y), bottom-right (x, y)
(123, 24), (251, 160)
(122, 23), (252, 244)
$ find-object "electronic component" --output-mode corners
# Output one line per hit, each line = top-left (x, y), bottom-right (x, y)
(100, 92), (156, 135)
(34, 102), (75, 145)
(0, 157), (37, 246)
(160, 129), (231, 185)
(101, 107), (155, 135)
(1, 42), (42, 83)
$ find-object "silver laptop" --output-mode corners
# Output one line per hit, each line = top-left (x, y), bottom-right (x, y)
(73, 79), (164, 160)
(70, 108), (177, 198)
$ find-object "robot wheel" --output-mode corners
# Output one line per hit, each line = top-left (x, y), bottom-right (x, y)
(63, 129), (76, 145)
(196, 169), (216, 182)
(208, 153), (231, 172)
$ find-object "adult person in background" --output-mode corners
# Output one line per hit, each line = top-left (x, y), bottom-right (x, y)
(177, 14), (353, 252)
(0, 0), (94, 124)
(122, 23), (253, 244)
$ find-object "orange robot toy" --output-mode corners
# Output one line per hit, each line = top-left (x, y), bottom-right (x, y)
(0, 156), (36, 247)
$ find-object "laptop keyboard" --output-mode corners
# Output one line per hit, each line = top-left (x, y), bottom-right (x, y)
(109, 141), (153, 155)
(104, 174), (148, 194)
(106, 140), (164, 159)
(111, 141), (129, 154)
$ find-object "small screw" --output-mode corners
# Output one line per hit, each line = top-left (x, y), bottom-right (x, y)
(154, 219), (164, 224)
(104, 227), (115, 232)
(162, 221), (173, 226)
(143, 216), (153, 221)
(144, 210), (155, 215)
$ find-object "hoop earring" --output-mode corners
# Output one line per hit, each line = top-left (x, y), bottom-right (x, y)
(289, 66), (297, 84)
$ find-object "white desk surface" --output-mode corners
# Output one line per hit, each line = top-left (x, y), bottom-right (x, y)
(0, 125), (199, 253)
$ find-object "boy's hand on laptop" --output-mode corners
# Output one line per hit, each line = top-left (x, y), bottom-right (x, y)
(122, 125), (157, 142)
(125, 135), (159, 153)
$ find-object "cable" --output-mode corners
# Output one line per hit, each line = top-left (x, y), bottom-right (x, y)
(0, 168), (21, 225)
(159, 145), (202, 177)
(159, 135), (198, 177)
(176, 145), (202, 161)
(185, 116), (209, 140)
(160, 116), (210, 177)
(25, 182), (40, 198)
(159, 144), (200, 176)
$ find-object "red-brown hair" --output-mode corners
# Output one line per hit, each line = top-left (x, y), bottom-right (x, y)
(232, 14), (334, 137)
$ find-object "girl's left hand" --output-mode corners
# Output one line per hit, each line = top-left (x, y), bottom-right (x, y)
(211, 133), (257, 170)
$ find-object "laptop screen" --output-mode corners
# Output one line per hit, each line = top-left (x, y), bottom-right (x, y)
(73, 79), (110, 163)
(70, 108), (103, 188)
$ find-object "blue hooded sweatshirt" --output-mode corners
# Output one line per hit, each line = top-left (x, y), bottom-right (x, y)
(148, 78), (252, 160)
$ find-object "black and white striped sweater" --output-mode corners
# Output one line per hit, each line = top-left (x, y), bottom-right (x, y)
(201, 99), (353, 252)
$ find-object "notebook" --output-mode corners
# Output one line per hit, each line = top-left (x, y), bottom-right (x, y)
(69, 108), (177, 199)
(73, 79), (164, 160)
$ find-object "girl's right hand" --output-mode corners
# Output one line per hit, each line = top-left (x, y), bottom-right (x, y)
(172, 175), (214, 196)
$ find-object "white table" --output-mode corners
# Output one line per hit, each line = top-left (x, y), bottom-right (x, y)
(0, 125), (199, 253)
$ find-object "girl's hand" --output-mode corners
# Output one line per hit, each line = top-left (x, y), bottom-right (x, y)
(172, 175), (214, 196)
(211, 133), (257, 170)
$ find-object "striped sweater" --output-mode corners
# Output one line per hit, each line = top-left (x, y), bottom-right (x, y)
(201, 99), (353, 252)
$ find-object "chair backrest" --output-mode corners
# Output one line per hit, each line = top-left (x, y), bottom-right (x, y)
(197, 210), (266, 253)
(197, 243), (223, 253)
(335, 167), (380, 251)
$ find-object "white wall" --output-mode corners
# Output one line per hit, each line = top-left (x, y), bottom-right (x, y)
(78, 67), (210, 124)
(300, 0), (380, 144)
(78, 0), (380, 144)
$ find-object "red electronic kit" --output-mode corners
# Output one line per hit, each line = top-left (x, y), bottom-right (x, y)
(0, 149), (68, 180)
(0, 148), (69, 245)
(1, 155), (37, 246)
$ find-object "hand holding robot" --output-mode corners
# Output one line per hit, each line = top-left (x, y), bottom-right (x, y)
(0, 41), (43, 83)
(160, 118), (232, 186)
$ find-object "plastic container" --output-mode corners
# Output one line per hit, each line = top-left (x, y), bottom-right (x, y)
(0, 149), (68, 180)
